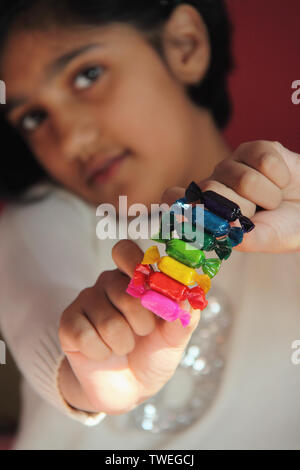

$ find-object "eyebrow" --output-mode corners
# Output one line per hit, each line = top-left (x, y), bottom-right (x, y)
(2, 43), (103, 116)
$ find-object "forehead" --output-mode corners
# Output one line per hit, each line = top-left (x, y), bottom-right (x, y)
(0, 23), (145, 93)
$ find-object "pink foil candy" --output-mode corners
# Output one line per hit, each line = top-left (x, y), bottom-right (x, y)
(126, 278), (146, 298)
(140, 290), (191, 327)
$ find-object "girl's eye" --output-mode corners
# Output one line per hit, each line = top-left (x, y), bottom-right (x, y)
(17, 66), (103, 133)
(73, 66), (103, 90)
(20, 110), (47, 133)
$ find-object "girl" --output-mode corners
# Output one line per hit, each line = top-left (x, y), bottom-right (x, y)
(0, 0), (299, 450)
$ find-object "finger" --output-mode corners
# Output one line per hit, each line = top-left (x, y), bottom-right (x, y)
(161, 186), (185, 206)
(276, 143), (300, 201)
(59, 307), (112, 362)
(198, 179), (257, 218)
(159, 304), (201, 349)
(233, 141), (291, 189)
(83, 284), (136, 356)
(112, 239), (144, 278)
(213, 159), (283, 210)
(232, 217), (278, 253)
(161, 182), (257, 218)
(105, 271), (157, 336)
(233, 200), (300, 253)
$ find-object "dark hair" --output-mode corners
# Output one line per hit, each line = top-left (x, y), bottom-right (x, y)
(0, 0), (233, 201)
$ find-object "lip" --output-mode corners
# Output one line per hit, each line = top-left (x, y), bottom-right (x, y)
(86, 151), (129, 185)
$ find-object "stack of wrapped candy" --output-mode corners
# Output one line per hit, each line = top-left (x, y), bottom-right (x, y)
(126, 181), (255, 327)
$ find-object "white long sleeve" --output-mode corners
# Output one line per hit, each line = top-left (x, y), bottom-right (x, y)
(0, 184), (109, 426)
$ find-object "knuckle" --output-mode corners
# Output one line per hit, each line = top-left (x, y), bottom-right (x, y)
(97, 345), (112, 361)
(96, 269), (119, 289)
(212, 158), (229, 176)
(58, 309), (74, 343)
(258, 152), (280, 174)
(235, 140), (268, 158)
(199, 179), (216, 192)
(119, 291), (134, 311)
(236, 170), (257, 193)
(78, 287), (99, 310)
(252, 140), (279, 158)
(96, 270), (109, 286)
(99, 314), (136, 355)
(120, 293), (145, 320)
(113, 327), (135, 356)
(243, 201), (257, 218)
(235, 141), (252, 155)
(99, 313), (125, 339)
(272, 141), (283, 150)
(79, 287), (93, 302)
(122, 335), (136, 355)
(119, 294), (156, 336)
(138, 317), (156, 336)
(76, 327), (96, 352)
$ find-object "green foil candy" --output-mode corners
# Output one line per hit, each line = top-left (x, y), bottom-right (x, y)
(174, 221), (217, 251)
(202, 258), (222, 278)
(151, 232), (169, 244)
(215, 237), (232, 260)
(166, 239), (205, 269)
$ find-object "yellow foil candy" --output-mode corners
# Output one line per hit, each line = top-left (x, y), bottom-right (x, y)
(142, 246), (161, 265)
(158, 256), (198, 286)
(142, 247), (212, 293)
(194, 273), (211, 294)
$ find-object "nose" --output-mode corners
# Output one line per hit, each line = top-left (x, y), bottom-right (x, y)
(52, 109), (100, 163)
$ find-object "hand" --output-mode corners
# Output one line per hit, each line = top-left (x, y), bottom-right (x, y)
(165, 141), (300, 253)
(58, 240), (200, 415)
(210, 141), (300, 252)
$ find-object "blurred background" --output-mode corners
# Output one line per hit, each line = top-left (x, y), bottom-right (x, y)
(224, 0), (299, 152)
(0, 0), (299, 450)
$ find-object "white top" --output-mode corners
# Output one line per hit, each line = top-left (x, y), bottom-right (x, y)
(0, 184), (299, 450)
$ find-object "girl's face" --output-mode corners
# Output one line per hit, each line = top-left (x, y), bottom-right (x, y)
(1, 22), (210, 208)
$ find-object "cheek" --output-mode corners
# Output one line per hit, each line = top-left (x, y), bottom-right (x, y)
(33, 147), (71, 183)
(105, 76), (191, 165)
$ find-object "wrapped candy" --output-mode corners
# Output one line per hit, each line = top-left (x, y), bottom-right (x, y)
(152, 224), (217, 251)
(185, 181), (255, 233)
(126, 260), (208, 327)
(155, 197), (244, 260)
(164, 239), (221, 277)
(139, 290), (191, 327)
(192, 205), (231, 237)
(127, 267), (208, 310)
(126, 182), (255, 327)
(149, 271), (188, 302)
(158, 256), (211, 291)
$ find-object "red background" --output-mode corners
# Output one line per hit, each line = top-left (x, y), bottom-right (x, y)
(224, 0), (300, 153)
(0, 0), (299, 451)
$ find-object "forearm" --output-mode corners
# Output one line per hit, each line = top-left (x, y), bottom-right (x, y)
(58, 356), (101, 413)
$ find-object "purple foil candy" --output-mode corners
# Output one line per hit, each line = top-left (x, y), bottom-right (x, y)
(185, 181), (255, 233)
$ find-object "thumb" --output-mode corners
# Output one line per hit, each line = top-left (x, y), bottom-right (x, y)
(158, 303), (201, 350)
(233, 200), (300, 253)
(232, 217), (277, 253)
